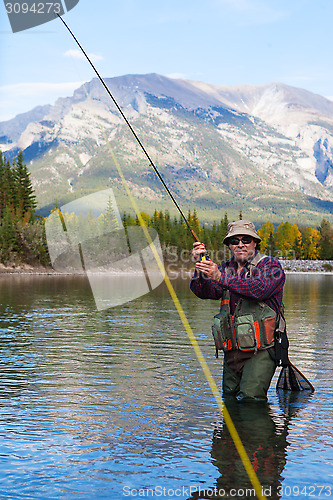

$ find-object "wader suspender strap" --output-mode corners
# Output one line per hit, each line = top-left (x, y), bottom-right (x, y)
(221, 252), (268, 305)
(248, 253), (288, 365)
(246, 252), (268, 278)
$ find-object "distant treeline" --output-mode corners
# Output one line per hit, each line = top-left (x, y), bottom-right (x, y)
(1, 151), (333, 266)
(124, 210), (333, 261)
(0, 150), (48, 265)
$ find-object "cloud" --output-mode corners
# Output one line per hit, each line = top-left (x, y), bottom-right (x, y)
(0, 81), (84, 121)
(0, 81), (84, 97)
(64, 49), (104, 62)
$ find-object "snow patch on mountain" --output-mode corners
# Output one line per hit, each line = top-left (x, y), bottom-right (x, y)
(79, 153), (92, 166)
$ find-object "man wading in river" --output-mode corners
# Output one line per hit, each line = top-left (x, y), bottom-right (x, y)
(190, 220), (286, 402)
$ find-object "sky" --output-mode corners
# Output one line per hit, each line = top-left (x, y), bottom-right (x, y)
(1, 0), (333, 122)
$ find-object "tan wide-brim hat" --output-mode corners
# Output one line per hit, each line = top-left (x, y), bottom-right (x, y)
(223, 220), (261, 245)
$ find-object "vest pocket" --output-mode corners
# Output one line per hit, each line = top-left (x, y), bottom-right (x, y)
(235, 314), (256, 350)
(212, 313), (234, 354)
(262, 316), (276, 345)
(212, 324), (224, 353)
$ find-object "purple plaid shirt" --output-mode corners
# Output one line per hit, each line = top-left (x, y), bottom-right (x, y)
(190, 252), (285, 314)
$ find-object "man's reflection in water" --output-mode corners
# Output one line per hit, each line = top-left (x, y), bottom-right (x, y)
(188, 392), (313, 500)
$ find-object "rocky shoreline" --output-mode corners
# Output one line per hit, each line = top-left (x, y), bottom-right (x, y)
(0, 263), (59, 275)
(279, 260), (333, 273)
(0, 260), (333, 275)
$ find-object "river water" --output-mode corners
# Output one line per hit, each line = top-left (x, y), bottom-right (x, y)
(0, 273), (331, 499)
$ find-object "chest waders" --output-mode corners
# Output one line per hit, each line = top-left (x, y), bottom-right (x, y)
(212, 253), (288, 365)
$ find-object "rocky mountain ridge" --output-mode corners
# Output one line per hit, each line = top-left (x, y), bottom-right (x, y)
(1, 73), (333, 224)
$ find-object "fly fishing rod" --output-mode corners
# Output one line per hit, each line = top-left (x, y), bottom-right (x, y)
(56, 14), (205, 249)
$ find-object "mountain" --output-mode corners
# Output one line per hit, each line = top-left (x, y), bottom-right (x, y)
(1, 73), (333, 225)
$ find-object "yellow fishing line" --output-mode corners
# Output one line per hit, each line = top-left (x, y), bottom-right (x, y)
(105, 141), (267, 500)
(78, 81), (267, 500)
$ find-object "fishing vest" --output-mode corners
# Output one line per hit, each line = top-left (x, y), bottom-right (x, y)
(212, 253), (278, 358)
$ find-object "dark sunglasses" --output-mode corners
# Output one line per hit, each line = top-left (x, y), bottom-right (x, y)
(229, 235), (253, 245)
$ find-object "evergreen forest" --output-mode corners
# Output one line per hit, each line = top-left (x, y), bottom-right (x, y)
(0, 151), (48, 265)
(1, 151), (333, 268)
